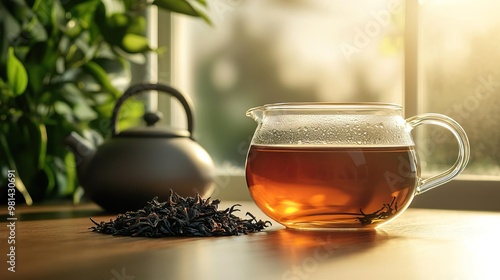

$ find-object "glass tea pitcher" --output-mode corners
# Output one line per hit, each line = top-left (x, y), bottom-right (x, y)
(245, 103), (470, 230)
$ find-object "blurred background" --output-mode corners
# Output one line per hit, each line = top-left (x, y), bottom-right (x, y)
(158, 0), (499, 203)
(161, 0), (499, 173)
(418, 0), (500, 177)
(164, 0), (405, 171)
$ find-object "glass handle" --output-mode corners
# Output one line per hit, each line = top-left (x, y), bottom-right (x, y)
(406, 113), (470, 195)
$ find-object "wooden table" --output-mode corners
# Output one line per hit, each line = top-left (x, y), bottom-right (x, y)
(1, 201), (500, 280)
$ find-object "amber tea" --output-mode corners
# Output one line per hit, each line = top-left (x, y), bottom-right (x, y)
(246, 145), (418, 229)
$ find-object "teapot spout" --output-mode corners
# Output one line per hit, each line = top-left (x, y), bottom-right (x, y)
(246, 106), (264, 123)
(64, 132), (95, 184)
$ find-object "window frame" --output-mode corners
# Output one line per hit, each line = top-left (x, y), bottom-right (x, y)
(403, 0), (500, 211)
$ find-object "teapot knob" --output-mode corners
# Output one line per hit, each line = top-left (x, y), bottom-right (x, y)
(143, 111), (163, 127)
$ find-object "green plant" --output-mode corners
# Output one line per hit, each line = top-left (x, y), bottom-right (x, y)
(0, 0), (209, 204)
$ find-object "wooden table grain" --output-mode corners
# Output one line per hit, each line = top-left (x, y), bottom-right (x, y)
(1, 201), (500, 280)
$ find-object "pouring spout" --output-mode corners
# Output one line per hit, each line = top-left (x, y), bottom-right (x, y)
(246, 107), (264, 123)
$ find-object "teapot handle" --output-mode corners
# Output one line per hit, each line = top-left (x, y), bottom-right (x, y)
(111, 83), (194, 136)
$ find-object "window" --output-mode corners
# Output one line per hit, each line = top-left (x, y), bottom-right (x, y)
(417, 0), (500, 177)
(154, 0), (500, 208)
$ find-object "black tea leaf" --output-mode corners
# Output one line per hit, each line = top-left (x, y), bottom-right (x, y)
(90, 190), (271, 237)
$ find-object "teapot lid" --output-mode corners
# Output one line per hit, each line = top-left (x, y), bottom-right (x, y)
(113, 112), (191, 139)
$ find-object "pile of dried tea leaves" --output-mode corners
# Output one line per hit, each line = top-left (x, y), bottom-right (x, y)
(90, 190), (271, 237)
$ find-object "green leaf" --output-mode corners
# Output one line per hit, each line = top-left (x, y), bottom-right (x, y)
(68, 0), (100, 28)
(0, 78), (9, 97)
(55, 84), (98, 121)
(112, 46), (146, 64)
(196, 0), (208, 7)
(38, 123), (47, 169)
(192, 6), (212, 25)
(0, 2), (20, 64)
(117, 98), (144, 131)
(121, 33), (151, 53)
(153, 0), (199, 17)
(54, 101), (73, 116)
(42, 161), (56, 196)
(109, 13), (130, 29)
(24, 1), (49, 42)
(154, 0), (212, 25)
(74, 99), (98, 120)
(50, 0), (66, 33)
(6, 47), (28, 96)
(94, 3), (129, 47)
(91, 57), (130, 87)
(82, 61), (122, 97)
(126, 16), (146, 35)
(63, 152), (77, 196)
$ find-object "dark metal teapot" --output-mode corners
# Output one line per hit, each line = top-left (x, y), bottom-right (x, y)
(65, 83), (215, 212)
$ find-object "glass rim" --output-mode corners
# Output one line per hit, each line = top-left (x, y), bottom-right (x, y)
(248, 102), (402, 112)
